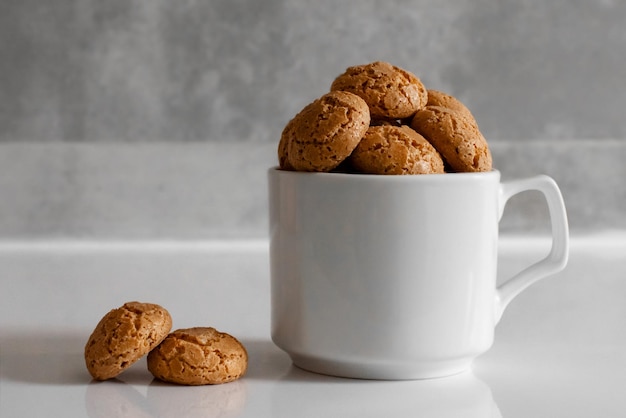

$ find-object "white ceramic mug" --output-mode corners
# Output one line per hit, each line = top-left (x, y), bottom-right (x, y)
(268, 168), (569, 380)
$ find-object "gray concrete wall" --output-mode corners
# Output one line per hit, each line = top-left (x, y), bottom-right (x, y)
(2, 0), (624, 143)
(1, 1), (624, 238)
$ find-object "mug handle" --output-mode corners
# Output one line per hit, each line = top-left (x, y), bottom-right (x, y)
(494, 175), (569, 324)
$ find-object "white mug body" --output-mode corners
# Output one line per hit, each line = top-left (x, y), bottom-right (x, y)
(269, 169), (501, 379)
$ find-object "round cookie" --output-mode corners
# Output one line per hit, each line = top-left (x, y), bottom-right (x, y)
(287, 91), (370, 172)
(277, 117), (296, 170)
(85, 301), (172, 380)
(350, 125), (445, 175)
(426, 89), (476, 123)
(330, 61), (427, 119)
(147, 327), (248, 385)
(411, 106), (492, 173)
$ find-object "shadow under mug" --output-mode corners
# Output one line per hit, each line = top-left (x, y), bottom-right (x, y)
(268, 168), (569, 380)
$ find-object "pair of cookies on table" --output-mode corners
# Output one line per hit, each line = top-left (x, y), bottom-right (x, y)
(84, 302), (247, 385)
(278, 61), (492, 174)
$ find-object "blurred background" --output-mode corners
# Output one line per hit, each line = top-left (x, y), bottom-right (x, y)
(1, 0), (624, 240)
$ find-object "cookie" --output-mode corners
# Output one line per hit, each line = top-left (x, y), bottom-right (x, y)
(277, 117), (296, 170)
(287, 91), (370, 172)
(147, 327), (248, 385)
(410, 106), (492, 172)
(330, 61), (427, 119)
(426, 89), (476, 123)
(85, 301), (172, 380)
(350, 125), (445, 175)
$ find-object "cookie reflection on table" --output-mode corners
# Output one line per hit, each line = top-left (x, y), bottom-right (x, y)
(85, 379), (152, 418)
(85, 376), (247, 418)
(147, 378), (247, 418)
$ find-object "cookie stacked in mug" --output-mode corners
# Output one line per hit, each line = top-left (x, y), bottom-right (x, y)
(278, 61), (492, 175)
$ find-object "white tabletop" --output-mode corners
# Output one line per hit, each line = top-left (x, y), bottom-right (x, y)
(1, 235), (625, 417)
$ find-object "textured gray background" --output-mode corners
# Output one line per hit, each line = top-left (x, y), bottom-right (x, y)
(2, 0), (625, 143)
(1, 1), (624, 238)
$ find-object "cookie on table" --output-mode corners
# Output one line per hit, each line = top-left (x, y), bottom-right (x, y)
(330, 61), (427, 119)
(410, 106), (492, 173)
(147, 327), (248, 385)
(350, 125), (445, 175)
(287, 91), (370, 172)
(85, 301), (172, 380)
(426, 89), (476, 124)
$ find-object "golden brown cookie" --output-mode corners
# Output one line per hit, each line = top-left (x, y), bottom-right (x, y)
(277, 117), (296, 170)
(287, 91), (370, 172)
(147, 327), (248, 385)
(411, 106), (492, 172)
(85, 302), (172, 380)
(350, 125), (445, 175)
(330, 61), (427, 119)
(426, 89), (476, 123)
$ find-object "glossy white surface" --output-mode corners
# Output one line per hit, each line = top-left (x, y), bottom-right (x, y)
(1, 235), (625, 417)
(269, 169), (568, 379)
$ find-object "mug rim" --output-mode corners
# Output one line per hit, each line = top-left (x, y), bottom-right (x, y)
(269, 166), (500, 182)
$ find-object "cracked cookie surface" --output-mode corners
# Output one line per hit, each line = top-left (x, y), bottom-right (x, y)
(411, 106), (492, 172)
(147, 327), (248, 385)
(330, 61), (427, 119)
(350, 125), (444, 175)
(286, 90), (370, 172)
(426, 90), (476, 124)
(84, 301), (172, 380)
(277, 116), (296, 170)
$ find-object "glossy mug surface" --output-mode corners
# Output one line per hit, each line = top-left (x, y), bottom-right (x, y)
(268, 168), (569, 380)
